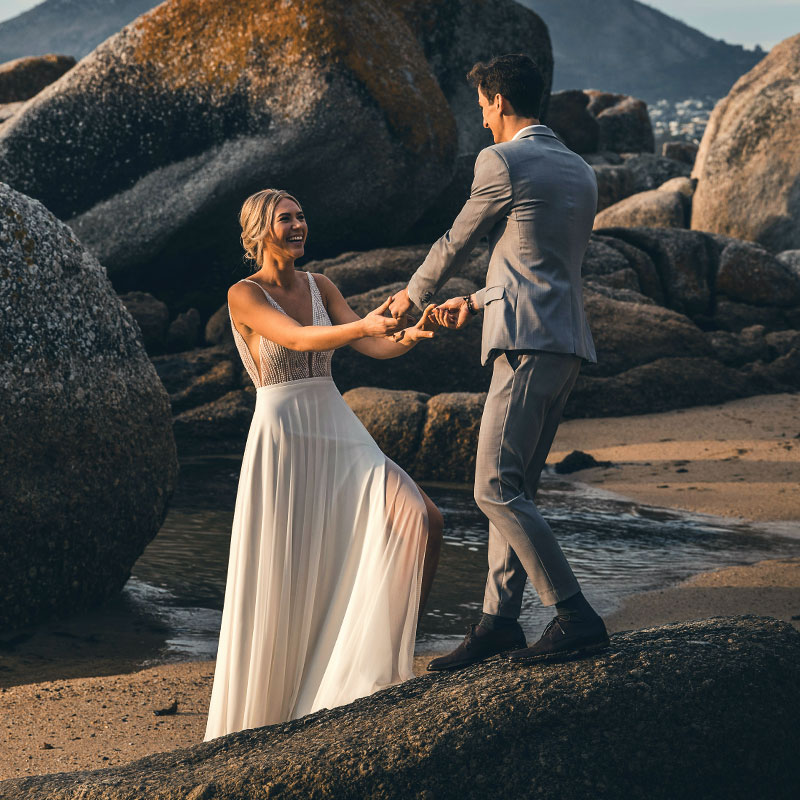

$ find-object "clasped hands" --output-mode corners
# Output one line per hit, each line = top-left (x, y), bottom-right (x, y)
(363, 288), (474, 344)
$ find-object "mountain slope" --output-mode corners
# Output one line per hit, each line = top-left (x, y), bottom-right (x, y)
(0, 0), (157, 63)
(519, 0), (765, 101)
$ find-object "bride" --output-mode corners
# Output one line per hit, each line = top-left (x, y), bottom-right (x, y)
(204, 189), (443, 740)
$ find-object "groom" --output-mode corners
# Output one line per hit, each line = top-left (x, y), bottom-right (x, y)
(389, 54), (609, 668)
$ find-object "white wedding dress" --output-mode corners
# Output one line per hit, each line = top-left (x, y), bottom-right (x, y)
(204, 271), (428, 740)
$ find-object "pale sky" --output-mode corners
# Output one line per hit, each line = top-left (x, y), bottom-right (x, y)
(0, 0), (798, 50)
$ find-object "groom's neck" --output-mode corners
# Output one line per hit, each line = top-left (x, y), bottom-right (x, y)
(498, 116), (540, 143)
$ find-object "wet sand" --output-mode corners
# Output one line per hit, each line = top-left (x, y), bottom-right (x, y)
(2, 393), (799, 781)
(547, 392), (800, 523)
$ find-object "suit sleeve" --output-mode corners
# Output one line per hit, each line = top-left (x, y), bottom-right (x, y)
(407, 147), (513, 311)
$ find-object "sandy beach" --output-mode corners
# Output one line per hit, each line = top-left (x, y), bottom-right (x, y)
(2, 393), (798, 782)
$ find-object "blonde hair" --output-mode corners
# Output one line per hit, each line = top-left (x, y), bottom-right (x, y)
(239, 188), (302, 269)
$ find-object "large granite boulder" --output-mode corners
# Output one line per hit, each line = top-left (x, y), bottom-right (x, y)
(716, 241), (800, 307)
(343, 387), (430, 474)
(590, 233), (664, 303)
(414, 392), (486, 482)
(0, 183), (178, 631)
(0, 53), (75, 102)
(566, 356), (754, 417)
(118, 290), (169, 353)
(585, 90), (655, 153)
(621, 153), (692, 193)
(582, 291), (711, 377)
(0, 0), (457, 318)
(172, 388), (255, 455)
(4, 617), (798, 799)
(547, 89), (599, 153)
(594, 188), (687, 230)
(692, 34), (800, 251)
(594, 227), (716, 317)
(593, 163), (636, 211)
(662, 140), (698, 165)
(392, 0), (552, 157)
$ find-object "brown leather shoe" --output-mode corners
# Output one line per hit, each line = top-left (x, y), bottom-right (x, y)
(507, 614), (609, 664)
(427, 623), (527, 671)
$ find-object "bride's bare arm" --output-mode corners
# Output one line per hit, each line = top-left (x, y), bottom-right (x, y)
(313, 274), (435, 359)
(228, 281), (401, 352)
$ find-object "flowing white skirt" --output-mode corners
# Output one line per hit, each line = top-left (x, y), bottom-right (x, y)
(204, 376), (428, 740)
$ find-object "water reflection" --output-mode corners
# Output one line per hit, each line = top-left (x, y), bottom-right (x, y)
(125, 455), (800, 661)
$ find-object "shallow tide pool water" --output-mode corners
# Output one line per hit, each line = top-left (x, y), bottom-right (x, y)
(123, 454), (800, 663)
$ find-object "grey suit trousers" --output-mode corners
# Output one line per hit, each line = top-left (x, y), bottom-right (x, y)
(475, 349), (582, 614)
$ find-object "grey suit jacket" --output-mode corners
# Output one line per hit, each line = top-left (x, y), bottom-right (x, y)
(407, 125), (598, 366)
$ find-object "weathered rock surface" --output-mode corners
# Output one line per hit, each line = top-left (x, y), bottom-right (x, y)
(692, 33), (800, 251)
(166, 307), (201, 353)
(594, 227), (716, 317)
(0, 0), (457, 317)
(658, 176), (696, 197)
(414, 392), (486, 482)
(172, 388), (255, 455)
(565, 357), (755, 417)
(661, 140), (698, 165)
(582, 291), (711, 377)
(343, 387), (430, 473)
(711, 299), (800, 334)
(585, 90), (655, 153)
(392, 0), (552, 156)
(706, 325), (773, 367)
(151, 345), (231, 395)
(547, 89), (599, 154)
(590, 233), (663, 302)
(621, 153), (692, 193)
(0, 183), (178, 631)
(169, 359), (238, 414)
(777, 250), (800, 278)
(308, 244), (488, 298)
(0, 100), (23, 123)
(0, 53), (75, 102)
(3, 617), (798, 799)
(118, 290), (169, 353)
(716, 242), (800, 307)
(594, 189), (687, 230)
(593, 163), (636, 211)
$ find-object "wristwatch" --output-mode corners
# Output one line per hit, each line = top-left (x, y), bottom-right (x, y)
(463, 294), (477, 315)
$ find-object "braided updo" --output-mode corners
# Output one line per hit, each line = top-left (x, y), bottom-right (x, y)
(239, 188), (302, 269)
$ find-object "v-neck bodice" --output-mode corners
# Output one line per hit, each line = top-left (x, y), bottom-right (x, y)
(229, 271), (333, 388)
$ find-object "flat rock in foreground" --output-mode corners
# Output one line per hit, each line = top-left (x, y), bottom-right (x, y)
(2, 617), (797, 799)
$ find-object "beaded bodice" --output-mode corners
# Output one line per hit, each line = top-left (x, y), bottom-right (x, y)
(229, 272), (333, 388)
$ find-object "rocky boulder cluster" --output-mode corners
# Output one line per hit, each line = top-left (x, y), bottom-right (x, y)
(150, 224), (800, 464)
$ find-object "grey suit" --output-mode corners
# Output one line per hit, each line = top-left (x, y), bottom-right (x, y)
(407, 125), (598, 612)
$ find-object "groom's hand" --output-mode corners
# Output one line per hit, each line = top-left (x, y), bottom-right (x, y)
(433, 296), (472, 329)
(388, 288), (414, 320)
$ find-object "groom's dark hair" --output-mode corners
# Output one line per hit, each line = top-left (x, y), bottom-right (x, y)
(467, 54), (544, 118)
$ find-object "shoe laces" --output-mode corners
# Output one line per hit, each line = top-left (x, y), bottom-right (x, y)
(542, 616), (568, 638)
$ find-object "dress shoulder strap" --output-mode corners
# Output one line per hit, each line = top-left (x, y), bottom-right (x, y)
(239, 278), (283, 312)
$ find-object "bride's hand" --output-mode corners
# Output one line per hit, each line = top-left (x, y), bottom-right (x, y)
(361, 296), (403, 337)
(389, 304), (437, 344)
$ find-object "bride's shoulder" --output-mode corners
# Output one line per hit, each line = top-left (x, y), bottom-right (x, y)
(228, 278), (262, 306)
(309, 271), (339, 298)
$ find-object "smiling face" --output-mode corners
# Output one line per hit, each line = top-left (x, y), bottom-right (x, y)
(478, 86), (502, 143)
(267, 198), (307, 259)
